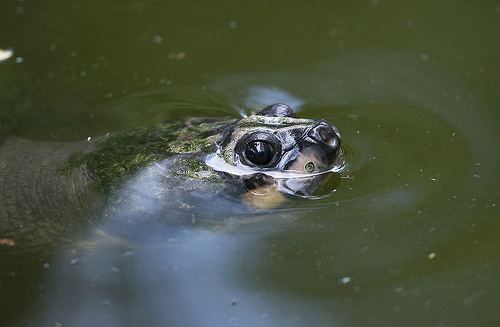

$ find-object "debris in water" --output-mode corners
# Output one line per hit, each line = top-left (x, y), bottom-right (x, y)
(110, 266), (120, 273)
(169, 51), (186, 60)
(15, 57), (24, 64)
(228, 20), (238, 29)
(340, 276), (352, 284)
(152, 35), (163, 44)
(0, 238), (15, 246)
(0, 49), (14, 62)
(43, 262), (51, 269)
(70, 258), (80, 265)
(428, 252), (436, 260)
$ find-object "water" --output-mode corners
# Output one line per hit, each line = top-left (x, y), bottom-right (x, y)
(1, 0), (499, 326)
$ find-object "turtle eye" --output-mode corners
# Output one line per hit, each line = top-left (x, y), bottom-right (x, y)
(235, 131), (282, 167)
(244, 141), (275, 166)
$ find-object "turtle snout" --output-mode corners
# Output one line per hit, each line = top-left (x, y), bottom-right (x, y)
(308, 121), (341, 150)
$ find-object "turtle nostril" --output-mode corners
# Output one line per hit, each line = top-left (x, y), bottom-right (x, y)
(318, 126), (335, 143)
(308, 122), (340, 148)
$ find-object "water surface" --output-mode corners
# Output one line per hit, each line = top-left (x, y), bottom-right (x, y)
(1, 1), (499, 326)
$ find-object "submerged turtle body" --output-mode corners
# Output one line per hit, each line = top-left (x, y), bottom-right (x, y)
(0, 104), (343, 248)
(0, 117), (236, 246)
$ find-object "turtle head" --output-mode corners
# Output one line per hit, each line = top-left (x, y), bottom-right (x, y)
(211, 104), (343, 208)
(217, 103), (342, 174)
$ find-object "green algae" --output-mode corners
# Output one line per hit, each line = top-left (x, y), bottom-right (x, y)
(60, 119), (225, 187)
(172, 157), (222, 183)
(166, 137), (214, 154)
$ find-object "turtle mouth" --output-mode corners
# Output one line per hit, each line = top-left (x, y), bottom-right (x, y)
(206, 149), (344, 203)
(205, 153), (344, 179)
(240, 170), (340, 200)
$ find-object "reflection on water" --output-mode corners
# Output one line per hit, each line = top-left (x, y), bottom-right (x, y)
(33, 231), (335, 327)
(27, 158), (333, 326)
(242, 86), (304, 115)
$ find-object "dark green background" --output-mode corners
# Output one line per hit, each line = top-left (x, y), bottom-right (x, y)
(1, 0), (499, 326)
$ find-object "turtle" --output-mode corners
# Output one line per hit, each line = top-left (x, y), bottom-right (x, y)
(0, 103), (344, 324)
(0, 103), (343, 249)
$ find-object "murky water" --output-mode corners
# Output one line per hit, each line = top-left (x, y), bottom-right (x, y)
(1, 0), (500, 326)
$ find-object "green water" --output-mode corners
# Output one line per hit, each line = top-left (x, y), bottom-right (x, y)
(1, 0), (500, 326)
